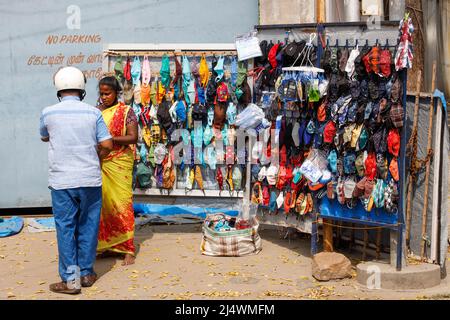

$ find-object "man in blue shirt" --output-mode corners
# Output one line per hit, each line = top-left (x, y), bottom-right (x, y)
(40, 67), (113, 294)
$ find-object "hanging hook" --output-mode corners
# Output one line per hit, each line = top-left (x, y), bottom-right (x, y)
(285, 30), (290, 44)
(326, 38), (330, 47)
(365, 39), (369, 47)
(307, 33), (316, 46)
(375, 39), (379, 46)
(335, 39), (339, 47)
(345, 39), (349, 48)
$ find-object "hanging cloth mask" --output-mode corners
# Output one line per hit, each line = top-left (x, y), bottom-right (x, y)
(139, 144), (148, 163)
(131, 56), (141, 85)
(182, 55), (191, 101)
(221, 123), (229, 147)
(226, 102), (237, 126)
(214, 56), (225, 83)
(123, 56), (132, 81)
(160, 54), (171, 89)
(230, 56), (238, 87)
(216, 167), (224, 192)
(181, 128), (191, 148)
(372, 179), (386, 208)
(114, 56), (124, 82)
(199, 54), (210, 88)
(192, 125), (203, 149)
(236, 61), (247, 87)
(269, 190), (277, 212)
(187, 80), (196, 106)
(172, 55), (182, 86)
(207, 107), (214, 126)
(205, 145), (217, 170)
(203, 125), (213, 146)
(142, 56), (151, 85)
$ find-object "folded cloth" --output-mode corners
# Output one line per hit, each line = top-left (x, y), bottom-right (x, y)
(0, 216), (24, 237)
(26, 217), (56, 233)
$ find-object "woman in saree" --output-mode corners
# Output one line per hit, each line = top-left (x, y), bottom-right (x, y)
(96, 76), (138, 265)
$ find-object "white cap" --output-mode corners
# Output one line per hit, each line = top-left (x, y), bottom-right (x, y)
(54, 67), (86, 92)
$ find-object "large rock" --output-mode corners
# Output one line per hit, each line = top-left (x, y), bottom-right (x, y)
(312, 252), (352, 281)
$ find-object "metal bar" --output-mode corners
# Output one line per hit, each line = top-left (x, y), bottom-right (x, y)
(311, 209), (318, 255)
(254, 20), (400, 30)
(133, 188), (243, 198)
(319, 215), (399, 229)
(105, 50), (237, 57)
(105, 43), (237, 51)
(362, 227), (369, 261)
(397, 68), (409, 271)
(431, 98), (442, 262)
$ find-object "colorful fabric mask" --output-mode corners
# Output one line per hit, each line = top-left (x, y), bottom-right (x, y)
(199, 55), (210, 88)
(160, 54), (171, 88)
(203, 125), (213, 146)
(131, 56), (141, 85)
(182, 56), (191, 101)
(230, 57), (238, 87)
(205, 145), (217, 169)
(372, 179), (386, 208)
(114, 56), (123, 82)
(226, 102), (237, 126)
(214, 56), (225, 82)
(142, 56), (151, 85)
(328, 149), (338, 173)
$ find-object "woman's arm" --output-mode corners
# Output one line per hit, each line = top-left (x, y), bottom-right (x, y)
(98, 138), (113, 160)
(113, 122), (138, 145)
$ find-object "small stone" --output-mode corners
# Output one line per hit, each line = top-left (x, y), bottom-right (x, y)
(312, 252), (352, 281)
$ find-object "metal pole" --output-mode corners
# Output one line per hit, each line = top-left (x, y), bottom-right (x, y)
(397, 68), (408, 271)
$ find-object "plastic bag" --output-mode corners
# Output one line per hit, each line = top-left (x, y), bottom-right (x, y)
(235, 103), (265, 130)
(299, 149), (329, 183)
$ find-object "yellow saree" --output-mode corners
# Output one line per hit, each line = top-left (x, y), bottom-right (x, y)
(97, 102), (135, 255)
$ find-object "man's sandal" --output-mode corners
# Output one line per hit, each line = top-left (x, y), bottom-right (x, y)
(81, 274), (97, 287)
(49, 282), (81, 295)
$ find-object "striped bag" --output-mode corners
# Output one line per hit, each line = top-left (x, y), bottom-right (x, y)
(200, 213), (262, 257)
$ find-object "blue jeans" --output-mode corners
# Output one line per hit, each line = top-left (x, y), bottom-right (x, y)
(50, 187), (102, 282)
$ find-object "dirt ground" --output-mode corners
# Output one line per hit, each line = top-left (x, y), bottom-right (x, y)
(0, 223), (449, 300)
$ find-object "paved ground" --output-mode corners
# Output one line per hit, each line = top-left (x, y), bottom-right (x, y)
(1, 223), (449, 300)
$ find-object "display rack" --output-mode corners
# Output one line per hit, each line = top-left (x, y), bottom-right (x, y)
(254, 23), (407, 269)
(103, 43), (245, 199)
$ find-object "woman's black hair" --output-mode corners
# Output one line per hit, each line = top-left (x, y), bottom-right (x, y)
(98, 76), (122, 94)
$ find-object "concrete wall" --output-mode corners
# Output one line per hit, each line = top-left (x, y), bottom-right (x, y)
(0, 0), (258, 208)
(259, 0), (315, 24)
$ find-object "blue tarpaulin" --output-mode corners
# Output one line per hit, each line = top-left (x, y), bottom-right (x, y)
(133, 204), (239, 219)
(0, 216), (24, 237)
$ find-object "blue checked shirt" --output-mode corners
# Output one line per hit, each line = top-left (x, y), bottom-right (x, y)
(40, 96), (112, 190)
